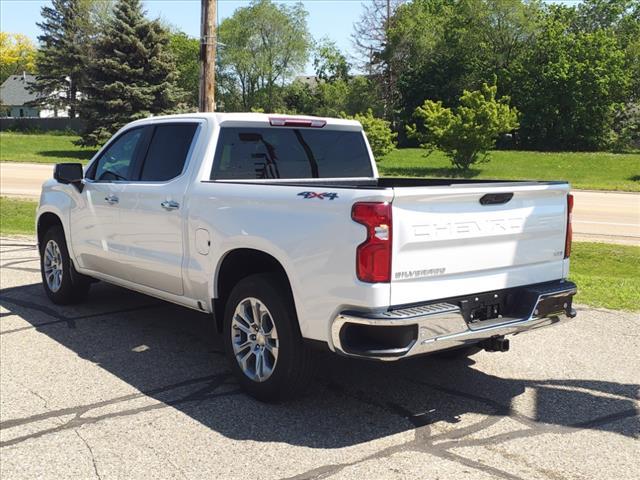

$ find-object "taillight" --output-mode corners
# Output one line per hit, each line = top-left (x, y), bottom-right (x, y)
(564, 193), (573, 258)
(352, 202), (392, 283)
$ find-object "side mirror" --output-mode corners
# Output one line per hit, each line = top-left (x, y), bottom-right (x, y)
(53, 163), (84, 192)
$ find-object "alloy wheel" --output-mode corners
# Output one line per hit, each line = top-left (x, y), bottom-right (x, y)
(43, 239), (63, 293)
(231, 297), (279, 382)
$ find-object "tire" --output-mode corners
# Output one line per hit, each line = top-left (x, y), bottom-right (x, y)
(222, 273), (314, 402)
(40, 225), (91, 305)
(436, 344), (482, 359)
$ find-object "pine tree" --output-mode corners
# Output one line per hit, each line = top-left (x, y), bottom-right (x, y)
(79, 0), (183, 146)
(31, 0), (89, 118)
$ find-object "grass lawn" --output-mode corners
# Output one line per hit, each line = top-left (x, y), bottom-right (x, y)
(0, 196), (637, 311)
(0, 197), (37, 235)
(379, 149), (640, 192)
(0, 132), (97, 164)
(1, 132), (639, 191)
(570, 242), (639, 312)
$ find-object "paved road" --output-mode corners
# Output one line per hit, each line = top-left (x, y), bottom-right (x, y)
(572, 191), (639, 245)
(1, 237), (638, 480)
(0, 162), (53, 198)
(1, 162), (638, 244)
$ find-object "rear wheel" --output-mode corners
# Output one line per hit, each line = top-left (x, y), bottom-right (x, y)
(223, 273), (314, 402)
(40, 226), (90, 304)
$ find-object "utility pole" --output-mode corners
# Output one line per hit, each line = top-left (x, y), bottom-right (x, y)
(385, 0), (392, 122)
(199, 0), (216, 112)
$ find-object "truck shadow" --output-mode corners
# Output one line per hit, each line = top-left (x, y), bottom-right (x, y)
(1, 280), (638, 450)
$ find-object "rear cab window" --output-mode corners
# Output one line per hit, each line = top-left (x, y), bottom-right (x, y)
(210, 127), (373, 180)
(138, 123), (199, 182)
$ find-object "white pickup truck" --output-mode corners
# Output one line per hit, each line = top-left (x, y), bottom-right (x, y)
(37, 113), (577, 401)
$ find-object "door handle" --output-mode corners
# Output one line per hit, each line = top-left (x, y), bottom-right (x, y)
(104, 194), (119, 205)
(480, 193), (514, 205)
(161, 200), (180, 211)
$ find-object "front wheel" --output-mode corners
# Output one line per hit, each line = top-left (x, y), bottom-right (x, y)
(40, 226), (90, 304)
(222, 273), (314, 402)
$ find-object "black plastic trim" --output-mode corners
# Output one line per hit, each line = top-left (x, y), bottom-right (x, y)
(342, 280), (576, 322)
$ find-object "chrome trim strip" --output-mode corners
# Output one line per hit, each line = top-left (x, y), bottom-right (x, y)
(331, 286), (577, 361)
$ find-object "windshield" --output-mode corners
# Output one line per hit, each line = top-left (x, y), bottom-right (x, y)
(210, 127), (374, 180)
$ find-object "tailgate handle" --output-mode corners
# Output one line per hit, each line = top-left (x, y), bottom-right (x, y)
(480, 193), (513, 205)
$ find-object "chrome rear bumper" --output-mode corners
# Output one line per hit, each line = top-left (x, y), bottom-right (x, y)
(331, 281), (577, 360)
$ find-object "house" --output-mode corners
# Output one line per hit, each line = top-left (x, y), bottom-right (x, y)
(294, 75), (319, 88)
(0, 73), (68, 118)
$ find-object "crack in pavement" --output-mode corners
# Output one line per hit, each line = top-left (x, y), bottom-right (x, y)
(143, 440), (190, 480)
(1, 373), (232, 431)
(283, 375), (639, 480)
(0, 373), (239, 450)
(0, 296), (163, 334)
(0, 258), (40, 275)
(2, 244), (637, 479)
(0, 245), (38, 252)
(312, 379), (518, 479)
(74, 429), (102, 480)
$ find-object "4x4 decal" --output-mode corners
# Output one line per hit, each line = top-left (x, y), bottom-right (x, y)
(297, 192), (339, 200)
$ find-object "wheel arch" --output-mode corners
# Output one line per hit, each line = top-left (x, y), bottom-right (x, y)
(37, 211), (64, 248)
(212, 248), (297, 334)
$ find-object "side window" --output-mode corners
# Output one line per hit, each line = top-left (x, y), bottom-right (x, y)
(139, 123), (198, 181)
(92, 128), (144, 181)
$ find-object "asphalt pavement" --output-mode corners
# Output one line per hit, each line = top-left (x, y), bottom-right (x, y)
(0, 162), (54, 198)
(572, 190), (639, 245)
(1, 237), (638, 480)
(1, 162), (638, 245)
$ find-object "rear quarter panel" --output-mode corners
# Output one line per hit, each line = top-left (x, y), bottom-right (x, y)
(186, 181), (393, 343)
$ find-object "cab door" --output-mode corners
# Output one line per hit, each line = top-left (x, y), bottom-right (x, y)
(71, 126), (150, 278)
(112, 122), (200, 295)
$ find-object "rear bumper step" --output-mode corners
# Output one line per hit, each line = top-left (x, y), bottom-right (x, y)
(331, 280), (577, 360)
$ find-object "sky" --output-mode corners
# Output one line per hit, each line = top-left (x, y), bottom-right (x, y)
(0, 0), (369, 75)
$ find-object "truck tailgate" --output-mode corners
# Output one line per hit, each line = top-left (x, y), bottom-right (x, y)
(390, 183), (569, 306)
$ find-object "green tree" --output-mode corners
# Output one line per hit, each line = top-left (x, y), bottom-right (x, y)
(282, 79), (319, 114)
(343, 109), (397, 159)
(352, 0), (405, 119)
(79, 0), (183, 146)
(513, 11), (630, 150)
(409, 83), (518, 171)
(345, 76), (385, 118)
(31, 0), (93, 117)
(218, 0), (311, 111)
(314, 80), (350, 117)
(387, 0), (538, 131)
(612, 101), (640, 151)
(85, 0), (114, 31)
(168, 31), (200, 108)
(574, 0), (640, 106)
(313, 38), (350, 82)
(0, 33), (37, 84)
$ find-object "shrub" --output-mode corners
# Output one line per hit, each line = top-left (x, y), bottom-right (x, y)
(408, 83), (519, 171)
(343, 109), (397, 159)
(612, 102), (640, 152)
